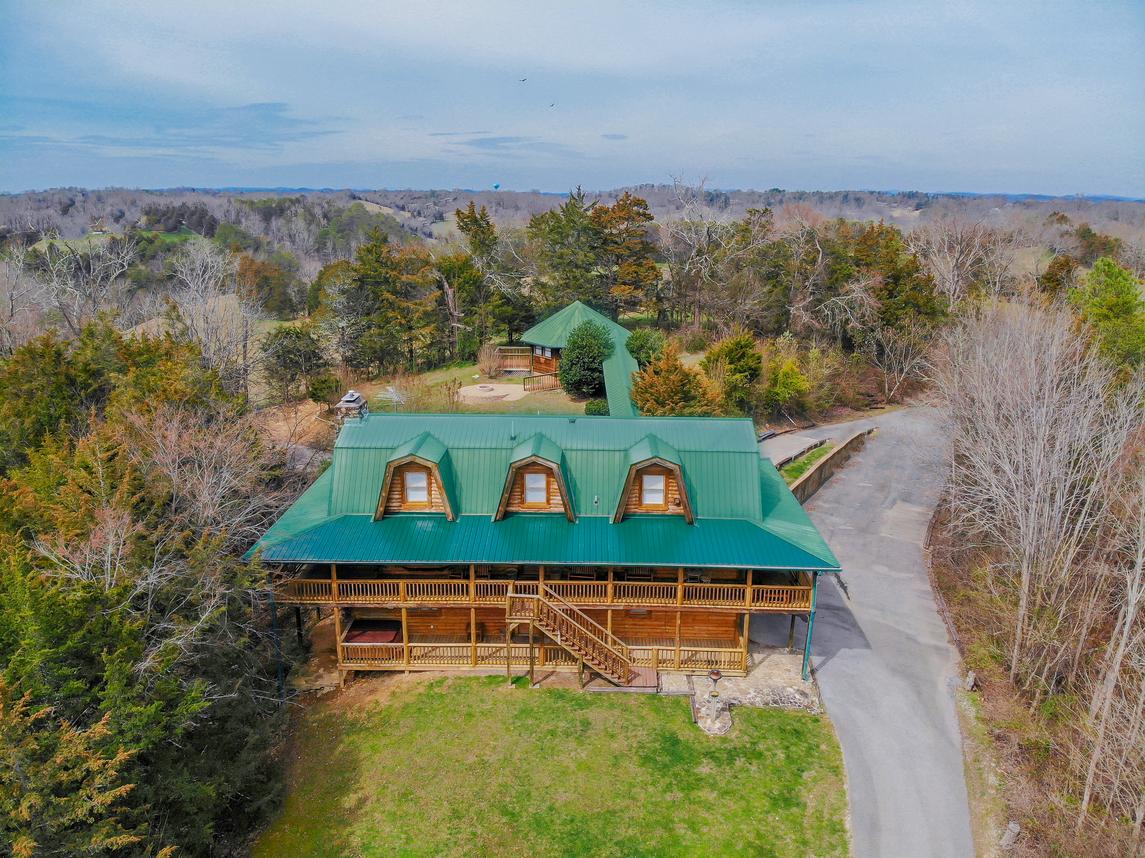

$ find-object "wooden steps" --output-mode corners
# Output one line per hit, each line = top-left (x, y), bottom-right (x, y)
(507, 585), (637, 685)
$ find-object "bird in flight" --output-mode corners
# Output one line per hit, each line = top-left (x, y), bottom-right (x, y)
(549, 102), (556, 108)
(519, 77), (527, 82)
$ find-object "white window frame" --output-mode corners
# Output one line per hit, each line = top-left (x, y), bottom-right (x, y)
(543, 347), (552, 358)
(403, 469), (429, 505)
(534, 346), (543, 356)
(523, 471), (549, 506)
(640, 473), (667, 508)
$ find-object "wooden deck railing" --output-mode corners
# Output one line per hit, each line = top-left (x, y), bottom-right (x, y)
(280, 577), (812, 612)
(337, 640), (746, 674)
(523, 372), (560, 392)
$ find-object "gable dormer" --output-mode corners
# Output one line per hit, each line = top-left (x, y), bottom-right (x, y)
(374, 432), (456, 520)
(494, 434), (575, 522)
(613, 434), (694, 523)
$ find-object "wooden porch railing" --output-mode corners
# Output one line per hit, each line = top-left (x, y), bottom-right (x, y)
(523, 372), (560, 392)
(280, 577), (812, 612)
(337, 640), (746, 674)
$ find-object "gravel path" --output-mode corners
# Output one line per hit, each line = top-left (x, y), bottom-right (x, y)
(755, 407), (974, 858)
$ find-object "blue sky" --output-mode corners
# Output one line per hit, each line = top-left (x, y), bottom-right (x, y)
(1, 1), (1142, 196)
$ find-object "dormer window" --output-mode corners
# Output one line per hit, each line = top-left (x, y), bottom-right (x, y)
(640, 472), (667, 509)
(523, 471), (549, 506)
(403, 468), (430, 507)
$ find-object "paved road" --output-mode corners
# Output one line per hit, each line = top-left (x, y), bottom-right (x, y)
(754, 408), (974, 858)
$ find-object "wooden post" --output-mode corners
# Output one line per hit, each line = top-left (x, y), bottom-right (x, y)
(399, 579), (407, 604)
(745, 569), (753, 608)
(470, 606), (477, 666)
(528, 623), (535, 687)
(401, 607), (409, 670)
(677, 567), (684, 606)
(741, 612), (751, 673)
(787, 615), (796, 651)
(506, 624), (513, 682)
(577, 657), (585, 688)
(330, 562), (338, 603)
(294, 606), (304, 646)
(607, 608), (613, 635)
(538, 565), (545, 591)
(332, 604), (344, 681)
(674, 610), (682, 669)
(469, 563), (476, 603)
(607, 567), (614, 605)
(801, 572), (819, 681)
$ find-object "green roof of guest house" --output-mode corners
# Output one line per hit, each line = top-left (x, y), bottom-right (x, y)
(250, 413), (840, 572)
(521, 301), (638, 417)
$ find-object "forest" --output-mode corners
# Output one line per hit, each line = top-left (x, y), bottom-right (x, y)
(1, 183), (1144, 855)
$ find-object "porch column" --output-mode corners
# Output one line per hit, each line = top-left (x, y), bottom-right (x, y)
(470, 607), (477, 666)
(801, 572), (819, 681)
(401, 607), (410, 670)
(674, 610), (682, 669)
(741, 612), (751, 673)
(744, 569), (753, 609)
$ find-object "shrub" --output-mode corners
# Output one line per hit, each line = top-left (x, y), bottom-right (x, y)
(677, 329), (710, 353)
(307, 372), (341, 406)
(477, 342), (501, 378)
(584, 398), (610, 416)
(702, 332), (762, 411)
(626, 328), (667, 367)
(558, 320), (613, 398)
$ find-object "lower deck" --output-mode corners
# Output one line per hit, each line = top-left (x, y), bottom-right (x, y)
(314, 605), (804, 677)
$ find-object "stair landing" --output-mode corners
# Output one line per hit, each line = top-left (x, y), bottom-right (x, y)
(586, 665), (659, 694)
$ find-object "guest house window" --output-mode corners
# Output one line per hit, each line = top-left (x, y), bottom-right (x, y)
(523, 471), (549, 506)
(534, 346), (543, 356)
(543, 347), (552, 358)
(403, 468), (430, 507)
(640, 473), (667, 509)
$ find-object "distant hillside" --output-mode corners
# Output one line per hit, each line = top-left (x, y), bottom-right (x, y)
(3, 185), (1144, 247)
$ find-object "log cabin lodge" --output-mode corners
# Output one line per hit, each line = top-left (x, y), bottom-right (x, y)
(252, 411), (840, 687)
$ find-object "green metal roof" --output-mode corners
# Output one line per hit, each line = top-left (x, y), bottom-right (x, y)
(626, 433), (681, 467)
(388, 431), (446, 464)
(254, 513), (837, 571)
(249, 413), (840, 572)
(522, 301), (621, 349)
(520, 301), (638, 417)
(510, 432), (563, 465)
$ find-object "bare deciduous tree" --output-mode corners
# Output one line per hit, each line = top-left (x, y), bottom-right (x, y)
(935, 300), (1144, 694)
(663, 178), (773, 330)
(168, 237), (262, 395)
(0, 250), (42, 354)
(908, 220), (1022, 304)
(31, 238), (136, 334)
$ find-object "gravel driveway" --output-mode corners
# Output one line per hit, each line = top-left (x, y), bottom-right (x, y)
(755, 408), (974, 858)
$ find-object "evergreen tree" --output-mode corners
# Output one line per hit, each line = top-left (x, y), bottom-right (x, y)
(631, 345), (722, 416)
(527, 189), (605, 310)
(1069, 256), (1145, 369)
(592, 192), (660, 314)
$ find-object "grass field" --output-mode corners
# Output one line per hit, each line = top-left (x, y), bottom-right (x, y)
(780, 442), (834, 484)
(253, 677), (848, 858)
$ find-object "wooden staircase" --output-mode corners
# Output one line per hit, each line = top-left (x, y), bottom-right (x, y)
(506, 585), (637, 685)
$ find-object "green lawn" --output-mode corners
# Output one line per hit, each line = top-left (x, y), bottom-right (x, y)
(780, 442), (834, 484)
(254, 677), (849, 858)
